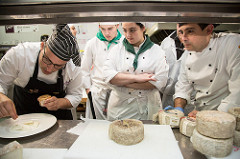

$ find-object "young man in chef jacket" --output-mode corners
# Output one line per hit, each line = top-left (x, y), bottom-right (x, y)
(0, 24), (82, 120)
(166, 23), (240, 117)
(81, 22), (124, 119)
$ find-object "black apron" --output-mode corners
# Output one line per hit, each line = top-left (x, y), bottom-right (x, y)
(13, 52), (72, 120)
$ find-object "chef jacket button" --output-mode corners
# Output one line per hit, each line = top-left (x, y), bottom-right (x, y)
(189, 53), (192, 55)
(143, 57), (145, 59)
(141, 70), (143, 72)
(188, 68), (191, 70)
(129, 92), (131, 94)
(127, 69), (129, 72)
(210, 80), (213, 82)
(139, 92), (141, 94)
(104, 48), (106, 51)
(203, 103), (206, 105)
(206, 92), (209, 94)
(198, 90), (201, 93)
(126, 57), (129, 59)
(194, 99), (197, 102)
(209, 64), (212, 67)
(209, 48), (212, 51)
(192, 81), (195, 84)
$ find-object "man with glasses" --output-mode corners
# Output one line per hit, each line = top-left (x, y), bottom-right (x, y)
(0, 24), (82, 120)
(167, 23), (240, 117)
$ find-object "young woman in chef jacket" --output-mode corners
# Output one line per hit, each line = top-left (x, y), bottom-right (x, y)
(103, 22), (169, 120)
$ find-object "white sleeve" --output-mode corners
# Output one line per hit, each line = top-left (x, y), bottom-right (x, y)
(64, 64), (83, 108)
(81, 39), (94, 89)
(149, 46), (169, 92)
(173, 52), (194, 103)
(218, 35), (240, 112)
(103, 45), (120, 84)
(0, 46), (20, 95)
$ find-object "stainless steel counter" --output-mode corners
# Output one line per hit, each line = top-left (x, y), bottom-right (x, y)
(0, 120), (206, 159)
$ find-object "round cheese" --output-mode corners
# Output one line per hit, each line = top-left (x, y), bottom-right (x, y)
(233, 130), (240, 147)
(191, 129), (233, 158)
(179, 117), (196, 137)
(158, 109), (184, 128)
(228, 107), (240, 131)
(0, 141), (23, 159)
(109, 119), (144, 145)
(196, 110), (236, 139)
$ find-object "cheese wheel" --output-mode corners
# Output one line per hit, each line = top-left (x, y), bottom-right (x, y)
(233, 130), (240, 147)
(228, 107), (240, 131)
(179, 117), (196, 137)
(191, 129), (233, 158)
(196, 110), (236, 139)
(37, 94), (51, 106)
(158, 109), (184, 128)
(109, 119), (144, 145)
(0, 141), (23, 159)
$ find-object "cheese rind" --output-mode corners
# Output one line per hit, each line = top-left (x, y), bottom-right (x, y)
(196, 110), (236, 139)
(0, 141), (23, 159)
(158, 109), (184, 128)
(233, 130), (240, 147)
(192, 129), (233, 158)
(179, 117), (196, 137)
(228, 107), (240, 131)
(109, 119), (144, 145)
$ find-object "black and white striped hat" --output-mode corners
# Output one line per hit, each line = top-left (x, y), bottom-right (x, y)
(46, 24), (81, 66)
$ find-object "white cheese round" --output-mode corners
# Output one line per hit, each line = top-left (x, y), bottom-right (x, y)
(196, 110), (236, 139)
(179, 117), (196, 137)
(109, 119), (144, 145)
(228, 107), (240, 131)
(191, 129), (233, 158)
(0, 141), (23, 159)
(233, 130), (240, 147)
(158, 109), (184, 128)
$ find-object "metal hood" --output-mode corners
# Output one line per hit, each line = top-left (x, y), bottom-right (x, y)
(0, 0), (240, 25)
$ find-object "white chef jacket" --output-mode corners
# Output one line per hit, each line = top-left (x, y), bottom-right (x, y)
(81, 36), (124, 119)
(0, 42), (83, 108)
(174, 34), (240, 112)
(160, 32), (186, 108)
(104, 40), (169, 120)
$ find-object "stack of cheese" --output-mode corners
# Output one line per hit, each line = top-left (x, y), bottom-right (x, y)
(228, 107), (240, 147)
(158, 109), (184, 128)
(191, 110), (236, 158)
(179, 117), (196, 137)
(0, 141), (23, 159)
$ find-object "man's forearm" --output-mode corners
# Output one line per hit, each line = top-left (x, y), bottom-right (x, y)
(174, 97), (187, 108)
(109, 73), (136, 86)
(125, 82), (155, 90)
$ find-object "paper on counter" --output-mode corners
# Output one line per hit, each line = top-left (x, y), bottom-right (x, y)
(23, 148), (67, 159)
(67, 117), (110, 136)
(64, 121), (183, 159)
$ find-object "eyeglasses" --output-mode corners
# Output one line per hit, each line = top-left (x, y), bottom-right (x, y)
(42, 44), (65, 70)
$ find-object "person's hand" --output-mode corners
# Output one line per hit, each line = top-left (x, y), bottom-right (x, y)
(43, 96), (71, 111)
(0, 93), (18, 119)
(188, 110), (198, 118)
(164, 105), (184, 113)
(135, 73), (156, 83)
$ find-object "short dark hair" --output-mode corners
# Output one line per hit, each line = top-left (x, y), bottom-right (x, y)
(178, 23), (219, 30)
(136, 23), (146, 35)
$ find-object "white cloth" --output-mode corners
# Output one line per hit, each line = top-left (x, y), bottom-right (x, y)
(160, 32), (186, 108)
(0, 42), (83, 108)
(174, 34), (240, 112)
(103, 41), (169, 120)
(81, 36), (124, 119)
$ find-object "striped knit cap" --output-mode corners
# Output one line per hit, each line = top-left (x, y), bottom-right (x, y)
(46, 24), (81, 66)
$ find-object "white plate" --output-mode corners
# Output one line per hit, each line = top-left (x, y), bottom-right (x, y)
(0, 113), (57, 138)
